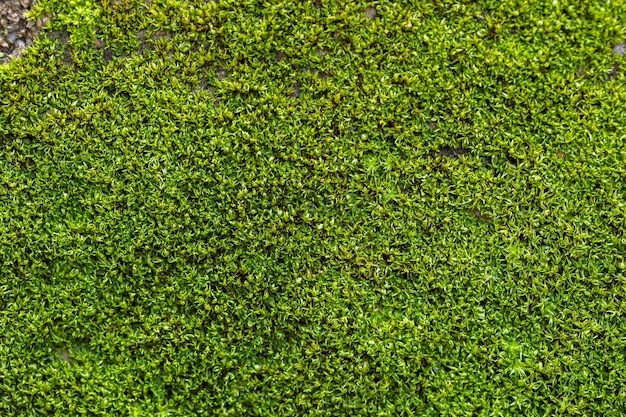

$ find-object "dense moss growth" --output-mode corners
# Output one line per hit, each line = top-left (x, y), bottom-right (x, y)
(1, 0), (626, 415)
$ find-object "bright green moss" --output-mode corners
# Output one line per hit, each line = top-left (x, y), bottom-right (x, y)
(1, 0), (626, 415)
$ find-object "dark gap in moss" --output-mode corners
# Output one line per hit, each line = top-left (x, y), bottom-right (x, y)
(275, 50), (286, 61)
(48, 29), (69, 47)
(47, 29), (74, 66)
(152, 30), (172, 41)
(290, 83), (301, 98)
(103, 48), (115, 63)
(136, 29), (153, 54)
(505, 153), (520, 166)
(104, 84), (116, 96)
(431, 146), (471, 159)
(315, 70), (330, 80)
(607, 63), (619, 81)
(61, 47), (73, 65)
(19, 156), (35, 171)
(470, 209), (491, 223)
(193, 77), (211, 93)
(119, 90), (130, 101)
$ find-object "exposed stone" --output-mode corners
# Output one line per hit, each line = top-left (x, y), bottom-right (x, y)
(1, 0), (49, 63)
(613, 43), (626, 55)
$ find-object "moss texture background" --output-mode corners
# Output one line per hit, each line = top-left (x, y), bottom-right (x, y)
(1, 0), (626, 415)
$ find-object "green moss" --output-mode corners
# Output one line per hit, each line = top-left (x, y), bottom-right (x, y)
(1, 0), (626, 415)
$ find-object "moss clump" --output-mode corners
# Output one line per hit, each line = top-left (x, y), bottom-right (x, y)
(1, 0), (626, 415)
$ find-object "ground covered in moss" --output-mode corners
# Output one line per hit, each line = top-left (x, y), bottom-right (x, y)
(1, 0), (626, 415)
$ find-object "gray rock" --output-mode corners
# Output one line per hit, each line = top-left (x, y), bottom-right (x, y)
(1, 0), (46, 62)
(365, 6), (379, 20)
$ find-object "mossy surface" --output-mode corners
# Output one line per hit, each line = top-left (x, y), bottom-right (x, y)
(1, 0), (626, 415)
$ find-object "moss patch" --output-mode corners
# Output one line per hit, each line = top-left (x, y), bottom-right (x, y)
(1, 0), (626, 415)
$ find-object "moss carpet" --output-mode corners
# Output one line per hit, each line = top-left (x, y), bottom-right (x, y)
(1, 0), (626, 415)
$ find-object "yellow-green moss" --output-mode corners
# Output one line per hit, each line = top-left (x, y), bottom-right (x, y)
(1, 0), (626, 415)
